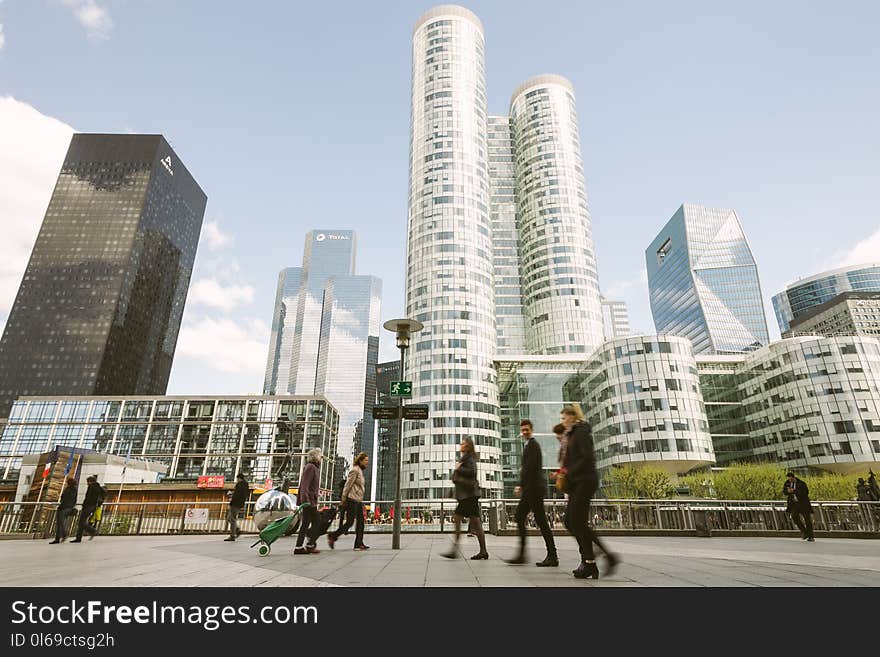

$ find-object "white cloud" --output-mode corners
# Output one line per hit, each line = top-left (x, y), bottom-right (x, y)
(603, 269), (648, 299)
(0, 96), (75, 317)
(202, 220), (233, 250)
(176, 316), (269, 375)
(60, 0), (113, 40)
(187, 278), (255, 313)
(829, 226), (880, 270)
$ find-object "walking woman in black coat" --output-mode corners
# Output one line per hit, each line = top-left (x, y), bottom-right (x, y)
(561, 404), (620, 579)
(441, 437), (488, 560)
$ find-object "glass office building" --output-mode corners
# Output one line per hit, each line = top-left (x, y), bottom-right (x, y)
(262, 231), (381, 475)
(0, 396), (340, 491)
(785, 292), (880, 338)
(772, 263), (880, 333)
(488, 115), (526, 355)
(646, 204), (770, 355)
(0, 134), (207, 419)
(601, 296), (631, 339)
(565, 336), (716, 475)
(374, 360), (400, 501)
(405, 6), (503, 500)
(495, 356), (586, 496)
(510, 75), (604, 355)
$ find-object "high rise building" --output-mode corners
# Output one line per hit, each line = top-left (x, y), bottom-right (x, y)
(646, 204), (769, 355)
(0, 134), (206, 419)
(785, 292), (880, 338)
(262, 230), (380, 473)
(772, 263), (880, 333)
(373, 359), (400, 502)
(601, 296), (631, 339)
(510, 75), (604, 355)
(403, 6), (608, 499)
(405, 6), (502, 500)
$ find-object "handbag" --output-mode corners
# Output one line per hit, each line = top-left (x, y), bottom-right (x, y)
(555, 469), (568, 493)
(89, 505), (103, 524)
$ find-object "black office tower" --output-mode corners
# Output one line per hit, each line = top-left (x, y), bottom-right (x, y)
(0, 134), (207, 417)
(374, 360), (400, 502)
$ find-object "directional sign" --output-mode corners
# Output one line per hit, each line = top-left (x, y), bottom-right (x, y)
(390, 381), (412, 397)
(402, 405), (429, 420)
(372, 406), (400, 420)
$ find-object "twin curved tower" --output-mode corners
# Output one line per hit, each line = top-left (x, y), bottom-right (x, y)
(403, 6), (603, 499)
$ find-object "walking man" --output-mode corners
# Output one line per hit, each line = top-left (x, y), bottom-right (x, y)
(71, 475), (104, 542)
(49, 477), (78, 544)
(327, 452), (369, 550)
(783, 472), (814, 541)
(506, 419), (557, 567)
(224, 473), (250, 542)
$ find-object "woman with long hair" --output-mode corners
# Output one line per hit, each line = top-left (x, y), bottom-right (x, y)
(560, 404), (619, 579)
(441, 437), (488, 560)
(327, 451), (370, 550)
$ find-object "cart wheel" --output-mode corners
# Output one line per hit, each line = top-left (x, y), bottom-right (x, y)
(258, 544), (270, 557)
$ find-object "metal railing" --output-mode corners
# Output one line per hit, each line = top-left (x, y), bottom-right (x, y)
(0, 498), (878, 539)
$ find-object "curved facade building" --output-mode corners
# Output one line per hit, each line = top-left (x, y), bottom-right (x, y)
(404, 5), (502, 500)
(565, 335), (716, 475)
(736, 336), (880, 474)
(772, 263), (880, 333)
(510, 75), (604, 355)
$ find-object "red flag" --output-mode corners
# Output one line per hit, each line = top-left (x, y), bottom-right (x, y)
(389, 506), (394, 519)
(374, 505), (380, 520)
(41, 461), (52, 479)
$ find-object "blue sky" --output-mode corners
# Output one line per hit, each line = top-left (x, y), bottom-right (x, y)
(1, 0), (878, 395)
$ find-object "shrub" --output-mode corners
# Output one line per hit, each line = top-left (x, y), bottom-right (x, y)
(603, 465), (672, 499)
(802, 473), (859, 501)
(677, 472), (715, 498)
(713, 463), (785, 500)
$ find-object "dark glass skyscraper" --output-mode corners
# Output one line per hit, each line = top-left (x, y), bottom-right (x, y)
(374, 359), (400, 502)
(0, 134), (207, 418)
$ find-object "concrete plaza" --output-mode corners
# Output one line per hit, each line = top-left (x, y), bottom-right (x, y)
(1, 533), (878, 587)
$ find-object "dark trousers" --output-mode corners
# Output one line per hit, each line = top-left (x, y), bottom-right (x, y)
(330, 500), (365, 546)
(227, 505), (241, 538)
(564, 482), (610, 562)
(296, 505), (321, 548)
(55, 508), (74, 541)
(790, 508), (814, 539)
(515, 493), (556, 557)
(76, 505), (97, 540)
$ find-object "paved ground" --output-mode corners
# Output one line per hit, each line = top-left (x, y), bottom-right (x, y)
(1, 533), (878, 587)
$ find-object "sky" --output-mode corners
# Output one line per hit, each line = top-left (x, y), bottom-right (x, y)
(0, 0), (878, 396)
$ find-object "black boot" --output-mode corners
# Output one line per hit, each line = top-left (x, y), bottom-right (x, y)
(536, 554), (558, 567)
(505, 552), (527, 565)
(604, 552), (620, 577)
(573, 561), (599, 579)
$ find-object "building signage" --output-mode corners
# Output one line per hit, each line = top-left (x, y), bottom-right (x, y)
(402, 405), (429, 420)
(160, 155), (174, 176)
(197, 475), (225, 489)
(315, 233), (349, 242)
(184, 508), (209, 524)
(372, 406), (400, 420)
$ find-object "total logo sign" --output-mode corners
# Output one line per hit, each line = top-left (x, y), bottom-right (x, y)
(160, 155), (174, 176)
(315, 233), (349, 241)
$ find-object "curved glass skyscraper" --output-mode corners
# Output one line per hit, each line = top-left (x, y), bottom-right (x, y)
(510, 75), (604, 355)
(404, 6), (502, 500)
(772, 263), (880, 333)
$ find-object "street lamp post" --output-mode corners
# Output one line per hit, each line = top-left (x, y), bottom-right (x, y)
(383, 318), (423, 550)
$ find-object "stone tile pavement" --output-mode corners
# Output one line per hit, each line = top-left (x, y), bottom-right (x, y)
(1, 533), (878, 587)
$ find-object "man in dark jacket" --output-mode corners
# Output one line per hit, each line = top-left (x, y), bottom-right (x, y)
(506, 419), (557, 567)
(50, 477), (78, 544)
(224, 473), (250, 541)
(71, 475), (104, 542)
(783, 472), (814, 541)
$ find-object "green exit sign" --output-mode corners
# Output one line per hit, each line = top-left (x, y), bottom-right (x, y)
(390, 381), (412, 397)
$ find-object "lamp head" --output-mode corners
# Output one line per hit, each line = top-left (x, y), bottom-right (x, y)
(383, 318), (424, 350)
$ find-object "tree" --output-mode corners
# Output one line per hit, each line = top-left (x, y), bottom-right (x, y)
(713, 463), (784, 500)
(677, 472), (715, 498)
(604, 465), (672, 499)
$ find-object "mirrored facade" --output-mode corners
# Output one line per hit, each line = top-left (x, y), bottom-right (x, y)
(374, 360), (401, 501)
(0, 396), (340, 491)
(0, 134), (207, 418)
(262, 230), (381, 470)
(646, 204), (769, 355)
(772, 263), (880, 333)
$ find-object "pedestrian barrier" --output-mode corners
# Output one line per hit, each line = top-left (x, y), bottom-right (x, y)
(0, 499), (877, 539)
